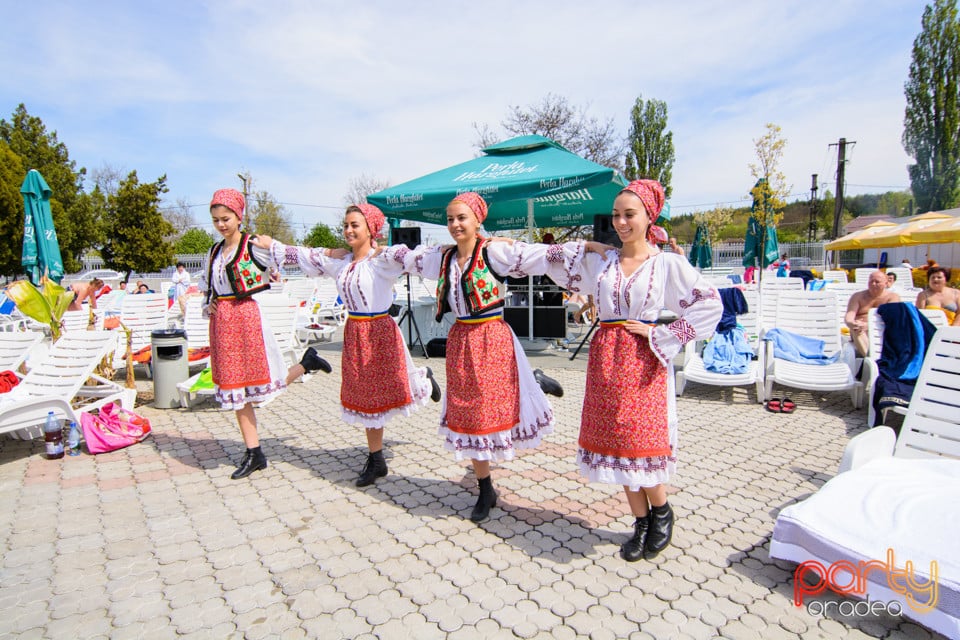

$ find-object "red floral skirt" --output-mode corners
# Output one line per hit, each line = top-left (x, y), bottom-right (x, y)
(445, 318), (519, 436)
(580, 324), (670, 458)
(341, 315), (412, 415)
(209, 297), (270, 390)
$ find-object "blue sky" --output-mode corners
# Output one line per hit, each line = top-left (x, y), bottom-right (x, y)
(1, 0), (930, 242)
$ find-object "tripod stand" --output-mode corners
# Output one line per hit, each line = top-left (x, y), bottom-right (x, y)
(396, 273), (428, 359)
(569, 318), (599, 361)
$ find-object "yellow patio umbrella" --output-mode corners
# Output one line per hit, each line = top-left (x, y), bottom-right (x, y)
(856, 211), (953, 248)
(907, 215), (960, 243)
(824, 220), (899, 251)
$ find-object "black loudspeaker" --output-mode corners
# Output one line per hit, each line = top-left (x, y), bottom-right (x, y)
(592, 215), (622, 248)
(392, 226), (422, 250)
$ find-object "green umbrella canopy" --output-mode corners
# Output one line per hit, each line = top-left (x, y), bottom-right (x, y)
(367, 135), (627, 232)
(21, 169), (65, 284)
(689, 224), (713, 269)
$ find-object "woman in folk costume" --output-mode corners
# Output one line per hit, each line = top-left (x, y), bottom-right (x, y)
(200, 188), (331, 480)
(404, 192), (563, 523)
(255, 204), (442, 488)
(540, 180), (723, 561)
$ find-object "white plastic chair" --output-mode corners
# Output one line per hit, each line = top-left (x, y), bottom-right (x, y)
(770, 327), (960, 640)
(0, 331), (135, 439)
(821, 269), (848, 283)
(255, 294), (303, 369)
(0, 331), (44, 373)
(862, 307), (949, 426)
(763, 290), (862, 408)
(181, 298), (211, 368)
(757, 277), (805, 333)
(112, 293), (170, 375)
(677, 287), (765, 403)
(854, 267), (877, 284)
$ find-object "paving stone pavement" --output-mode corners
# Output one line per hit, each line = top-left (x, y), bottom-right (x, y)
(0, 334), (947, 639)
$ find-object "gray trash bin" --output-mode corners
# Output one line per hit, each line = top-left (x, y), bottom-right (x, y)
(152, 328), (188, 408)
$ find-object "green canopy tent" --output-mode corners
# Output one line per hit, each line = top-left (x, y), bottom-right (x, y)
(368, 135), (627, 232)
(368, 135), (628, 340)
(689, 224), (712, 270)
(21, 169), (64, 285)
(741, 179), (779, 272)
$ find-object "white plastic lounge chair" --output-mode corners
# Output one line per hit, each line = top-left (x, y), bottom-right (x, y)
(854, 267), (877, 285)
(112, 293), (169, 374)
(763, 290), (862, 408)
(771, 327), (960, 640)
(181, 298), (210, 368)
(253, 293), (302, 369)
(757, 277), (805, 333)
(0, 331), (44, 373)
(863, 307), (949, 426)
(0, 330), (135, 439)
(677, 287), (765, 403)
(821, 269), (848, 283)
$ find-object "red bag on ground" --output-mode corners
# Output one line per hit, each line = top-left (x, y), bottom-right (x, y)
(80, 402), (152, 454)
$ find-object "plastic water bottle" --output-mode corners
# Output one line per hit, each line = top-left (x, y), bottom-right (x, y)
(43, 411), (64, 460)
(67, 421), (81, 456)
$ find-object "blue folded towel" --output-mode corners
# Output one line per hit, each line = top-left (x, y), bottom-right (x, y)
(764, 328), (841, 365)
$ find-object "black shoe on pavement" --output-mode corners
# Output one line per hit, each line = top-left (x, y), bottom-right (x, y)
(231, 447), (267, 480)
(470, 476), (498, 523)
(533, 369), (564, 397)
(425, 367), (442, 403)
(356, 450), (388, 487)
(644, 502), (674, 559)
(620, 516), (650, 562)
(300, 347), (332, 374)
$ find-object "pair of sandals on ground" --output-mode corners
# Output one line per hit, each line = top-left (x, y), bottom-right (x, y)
(765, 397), (796, 414)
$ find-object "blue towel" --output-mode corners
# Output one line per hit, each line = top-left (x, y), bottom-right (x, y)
(717, 288), (748, 333)
(764, 328), (841, 365)
(872, 302), (938, 426)
(703, 327), (754, 374)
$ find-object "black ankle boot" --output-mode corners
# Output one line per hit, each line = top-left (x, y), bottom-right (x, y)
(645, 502), (674, 558)
(533, 369), (564, 397)
(356, 450), (388, 487)
(620, 516), (650, 562)
(470, 476), (498, 523)
(425, 367), (442, 403)
(231, 447), (267, 480)
(300, 347), (332, 374)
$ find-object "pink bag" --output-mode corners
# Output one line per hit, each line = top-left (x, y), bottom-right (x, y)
(79, 402), (152, 454)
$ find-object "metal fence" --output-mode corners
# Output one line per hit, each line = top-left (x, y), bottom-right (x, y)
(674, 242), (827, 270)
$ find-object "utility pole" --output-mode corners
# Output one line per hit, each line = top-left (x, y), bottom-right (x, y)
(237, 173), (249, 228)
(829, 138), (855, 239)
(808, 174), (818, 242)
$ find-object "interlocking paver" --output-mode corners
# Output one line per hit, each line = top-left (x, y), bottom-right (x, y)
(0, 338), (946, 639)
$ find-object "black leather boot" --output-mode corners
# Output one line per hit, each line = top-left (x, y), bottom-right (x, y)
(356, 450), (388, 487)
(300, 347), (332, 374)
(645, 502), (674, 558)
(470, 475), (498, 523)
(620, 516), (650, 562)
(425, 367), (442, 403)
(533, 369), (564, 397)
(231, 447), (267, 480)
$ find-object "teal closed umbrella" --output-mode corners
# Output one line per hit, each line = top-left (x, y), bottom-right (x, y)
(368, 135), (627, 231)
(741, 180), (779, 269)
(689, 224), (712, 269)
(21, 169), (64, 284)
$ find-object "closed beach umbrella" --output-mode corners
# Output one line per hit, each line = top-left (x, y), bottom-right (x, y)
(742, 182), (779, 269)
(21, 169), (64, 285)
(689, 224), (712, 269)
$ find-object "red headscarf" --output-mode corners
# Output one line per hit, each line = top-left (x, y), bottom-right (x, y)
(450, 192), (488, 224)
(210, 188), (246, 221)
(621, 180), (668, 244)
(353, 203), (386, 246)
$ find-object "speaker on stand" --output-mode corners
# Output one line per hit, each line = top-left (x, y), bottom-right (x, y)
(391, 226), (428, 357)
(569, 215), (621, 361)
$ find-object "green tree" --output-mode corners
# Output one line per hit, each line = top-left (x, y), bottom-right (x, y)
(101, 171), (175, 276)
(249, 190), (295, 244)
(749, 123), (790, 228)
(903, 0), (960, 212)
(302, 222), (347, 248)
(0, 104), (98, 272)
(624, 96), (675, 198)
(0, 141), (26, 278)
(174, 227), (215, 254)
